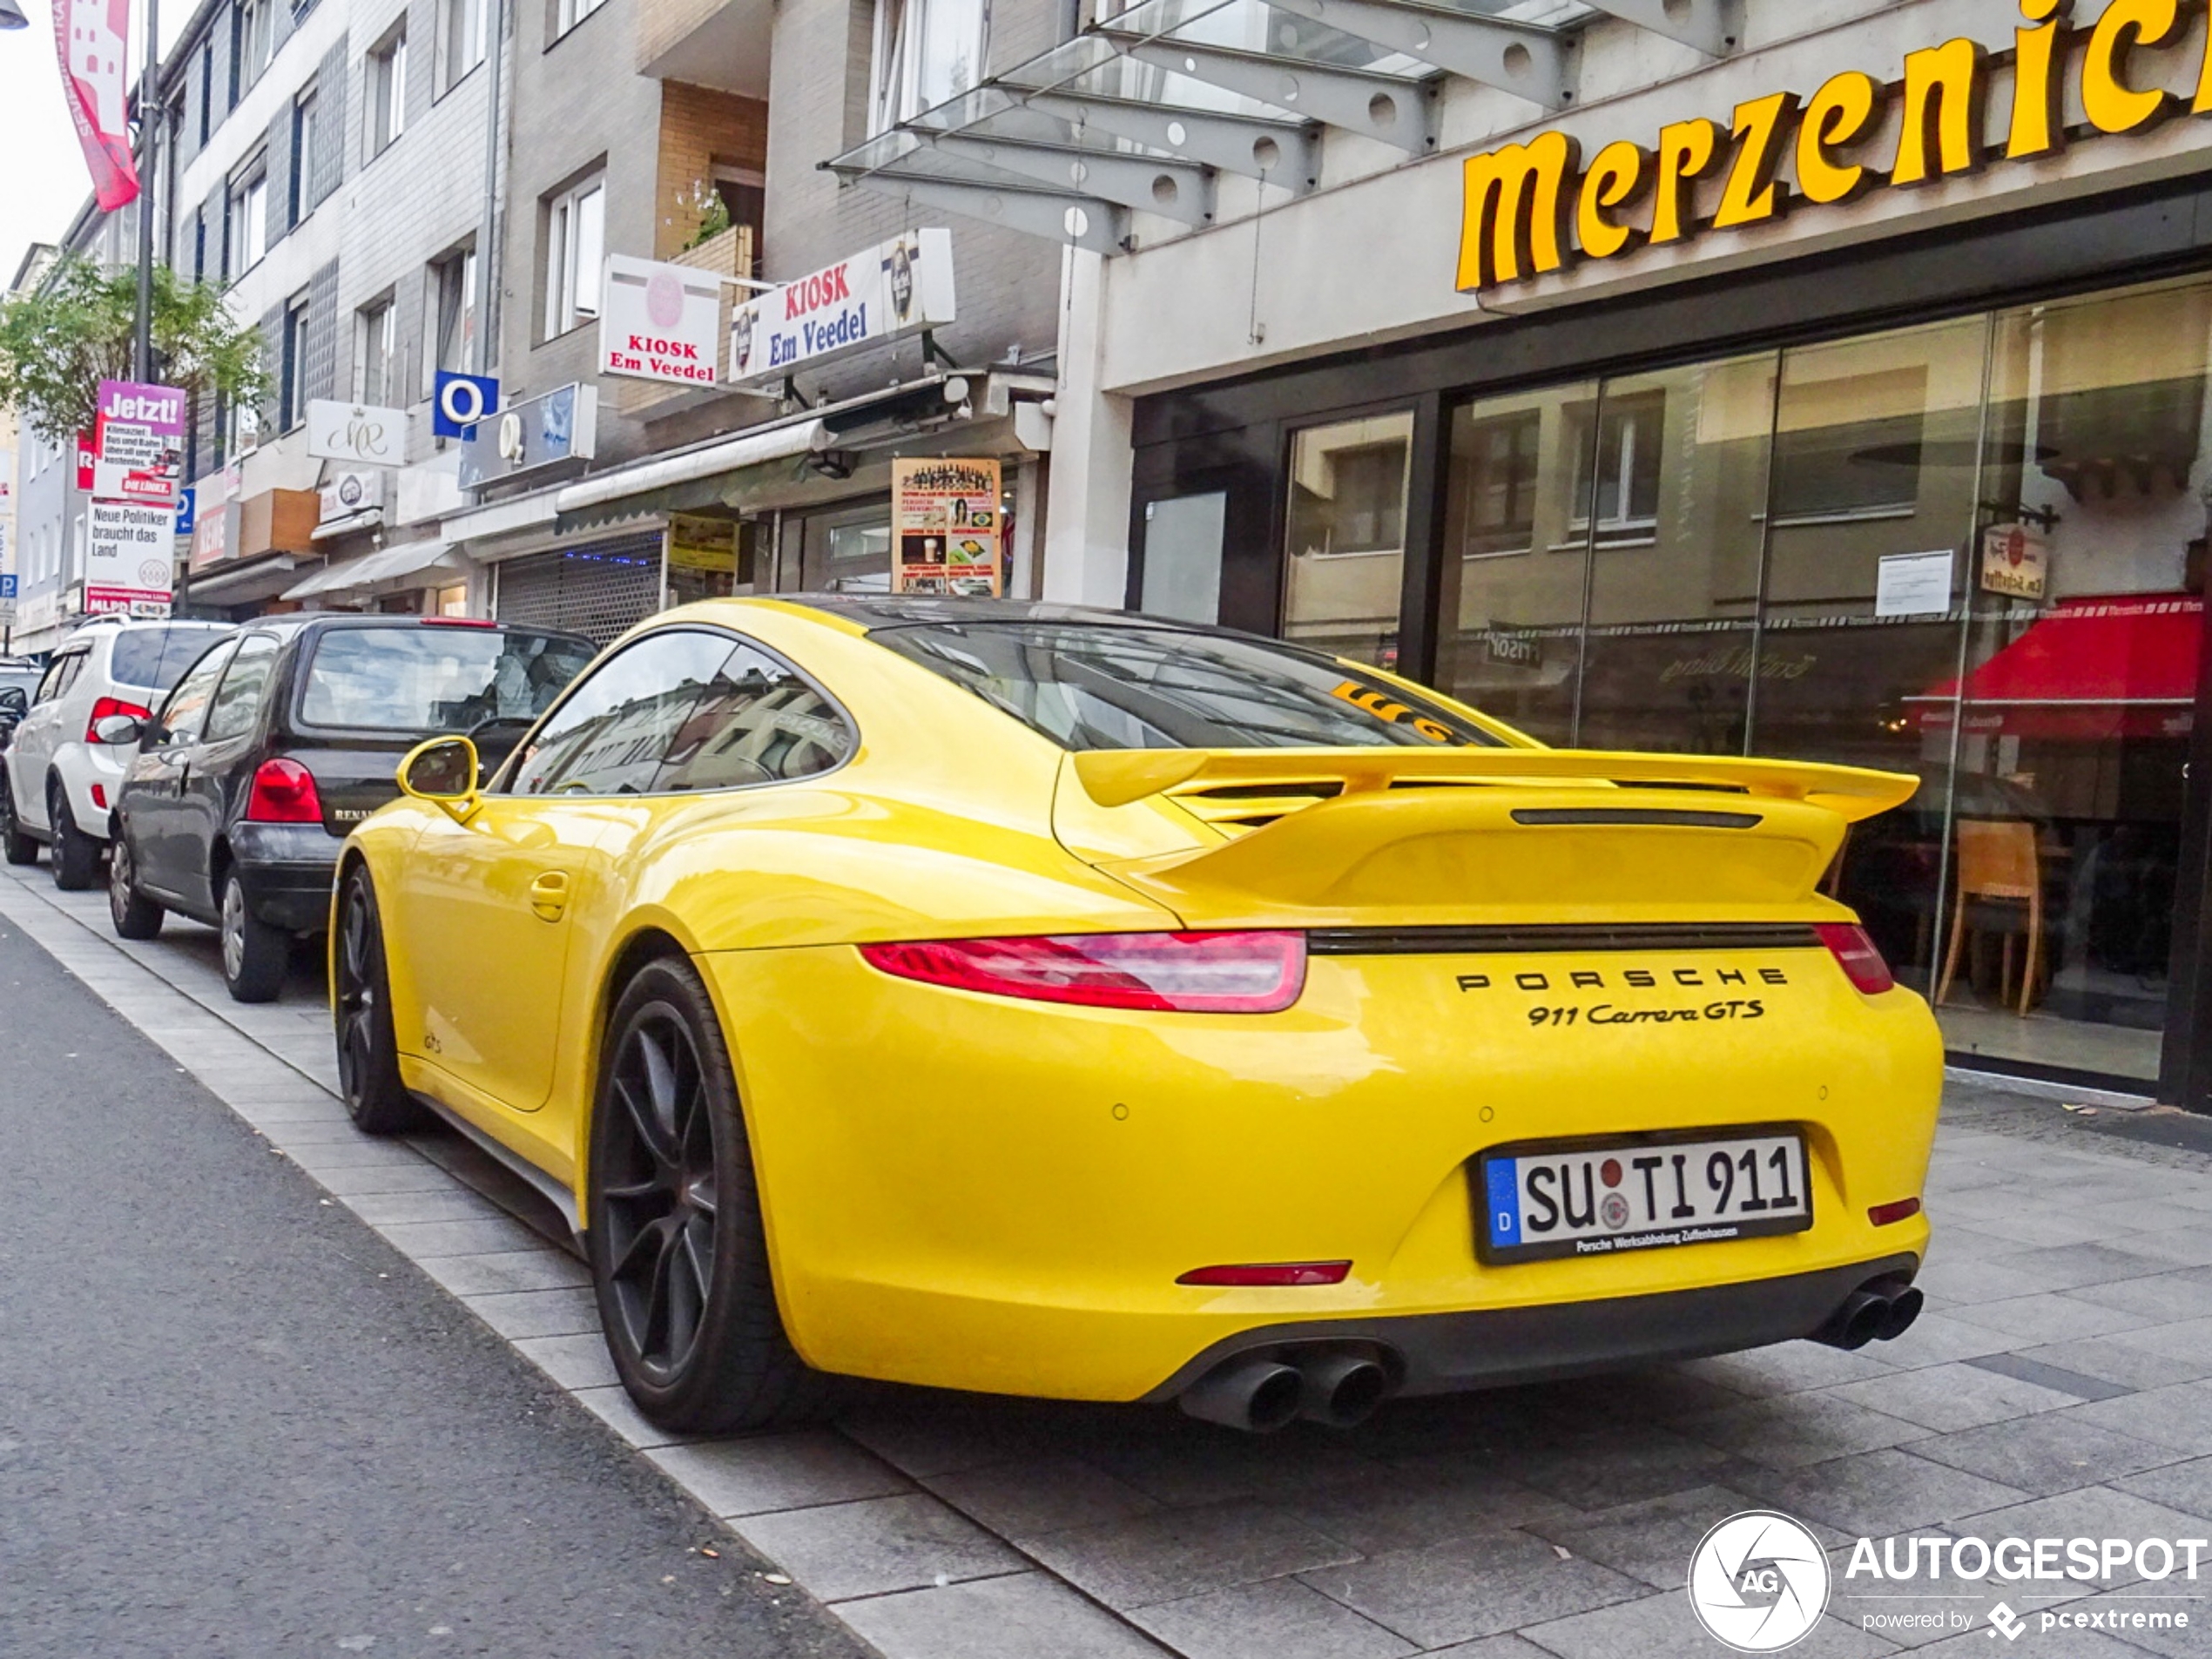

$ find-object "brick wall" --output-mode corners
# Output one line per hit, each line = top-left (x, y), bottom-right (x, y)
(652, 82), (767, 260)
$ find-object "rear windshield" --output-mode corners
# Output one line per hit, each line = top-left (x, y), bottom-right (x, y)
(869, 622), (1503, 751)
(110, 626), (233, 692)
(300, 626), (595, 733)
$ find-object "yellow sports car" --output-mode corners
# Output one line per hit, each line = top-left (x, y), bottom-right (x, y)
(333, 597), (1940, 1434)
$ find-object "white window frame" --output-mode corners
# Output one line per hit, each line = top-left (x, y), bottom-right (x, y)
(369, 29), (408, 155)
(438, 0), (486, 95)
(555, 0), (606, 38)
(290, 82), (320, 222)
(280, 294), (313, 432)
(238, 0), (274, 90)
(430, 245), (478, 379)
(543, 174), (604, 341)
(869, 0), (991, 134)
(358, 300), (397, 405)
(230, 158), (268, 273)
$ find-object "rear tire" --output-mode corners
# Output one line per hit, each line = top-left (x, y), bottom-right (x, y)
(589, 958), (833, 1434)
(333, 868), (424, 1134)
(107, 831), (164, 940)
(219, 871), (287, 1003)
(0, 772), (36, 866)
(48, 781), (100, 892)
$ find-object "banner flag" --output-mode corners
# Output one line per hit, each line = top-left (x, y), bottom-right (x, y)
(53, 0), (141, 212)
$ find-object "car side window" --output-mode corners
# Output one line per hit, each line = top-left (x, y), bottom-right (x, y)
(148, 642), (239, 748)
(201, 635), (281, 744)
(652, 642), (853, 792)
(35, 651), (84, 705)
(504, 630), (739, 797)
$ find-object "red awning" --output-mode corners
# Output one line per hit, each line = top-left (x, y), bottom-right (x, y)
(1912, 595), (2202, 740)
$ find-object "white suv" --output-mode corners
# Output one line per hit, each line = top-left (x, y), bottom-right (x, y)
(1, 618), (233, 888)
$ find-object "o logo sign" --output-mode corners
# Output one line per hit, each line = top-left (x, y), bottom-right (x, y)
(1688, 1512), (1830, 1652)
(434, 371), (498, 438)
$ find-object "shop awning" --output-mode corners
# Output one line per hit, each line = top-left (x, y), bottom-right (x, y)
(819, 0), (1738, 253)
(281, 540), (463, 602)
(1910, 596), (2203, 740)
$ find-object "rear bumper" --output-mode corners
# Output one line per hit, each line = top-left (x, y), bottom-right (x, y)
(229, 822), (342, 933)
(1139, 1253), (1922, 1401)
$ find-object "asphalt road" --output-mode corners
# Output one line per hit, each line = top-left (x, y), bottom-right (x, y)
(0, 918), (869, 1659)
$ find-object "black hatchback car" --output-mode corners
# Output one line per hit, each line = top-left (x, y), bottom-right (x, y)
(106, 615), (596, 1001)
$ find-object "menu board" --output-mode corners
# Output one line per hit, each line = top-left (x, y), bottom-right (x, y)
(893, 458), (1001, 597)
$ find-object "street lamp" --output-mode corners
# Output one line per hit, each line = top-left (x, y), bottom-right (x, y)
(0, 0), (29, 30)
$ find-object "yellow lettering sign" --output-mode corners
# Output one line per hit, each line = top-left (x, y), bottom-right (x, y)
(1457, 132), (1581, 291)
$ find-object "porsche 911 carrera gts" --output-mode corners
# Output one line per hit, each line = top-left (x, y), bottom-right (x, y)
(333, 597), (1939, 1433)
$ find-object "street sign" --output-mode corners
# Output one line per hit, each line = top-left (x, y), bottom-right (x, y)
(175, 486), (197, 537)
(0, 573), (17, 627)
(434, 372), (499, 438)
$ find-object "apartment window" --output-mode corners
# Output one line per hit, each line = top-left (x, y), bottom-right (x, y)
(199, 40), (214, 140)
(1568, 391), (1666, 544)
(359, 300), (397, 405)
(543, 174), (604, 339)
(432, 246), (477, 374)
(290, 83), (320, 224)
(438, 0), (486, 94)
(870, 0), (989, 132)
(555, 0), (606, 36)
(229, 158), (268, 274)
(236, 0), (274, 91)
(280, 294), (311, 432)
(369, 30), (408, 154)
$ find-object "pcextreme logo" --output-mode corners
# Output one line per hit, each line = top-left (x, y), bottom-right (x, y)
(1688, 1511), (1831, 1652)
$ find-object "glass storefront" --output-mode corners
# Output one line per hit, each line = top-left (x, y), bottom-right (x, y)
(1288, 273), (2212, 1087)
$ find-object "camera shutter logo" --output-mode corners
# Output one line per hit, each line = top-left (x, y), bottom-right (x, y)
(1688, 1511), (1831, 1652)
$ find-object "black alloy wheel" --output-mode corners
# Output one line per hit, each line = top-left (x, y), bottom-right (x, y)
(0, 772), (35, 866)
(107, 831), (164, 940)
(332, 867), (424, 1134)
(589, 959), (829, 1433)
(47, 780), (99, 891)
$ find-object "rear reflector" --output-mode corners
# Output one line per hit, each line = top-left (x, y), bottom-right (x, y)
(91, 784), (107, 809)
(1816, 923), (1896, 995)
(1869, 1197), (1923, 1228)
(246, 758), (324, 824)
(1177, 1262), (1351, 1287)
(859, 932), (1306, 1014)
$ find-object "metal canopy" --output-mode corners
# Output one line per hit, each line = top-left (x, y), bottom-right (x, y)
(822, 0), (1734, 253)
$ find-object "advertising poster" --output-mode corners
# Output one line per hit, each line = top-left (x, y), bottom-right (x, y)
(1980, 523), (2050, 603)
(893, 458), (1001, 597)
(53, 0), (139, 211)
(86, 499), (176, 616)
(93, 380), (187, 506)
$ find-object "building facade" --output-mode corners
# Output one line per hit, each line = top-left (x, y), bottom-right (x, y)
(931, 0), (2212, 1102)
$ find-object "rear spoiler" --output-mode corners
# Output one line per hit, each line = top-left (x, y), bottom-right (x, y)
(1072, 747), (1918, 825)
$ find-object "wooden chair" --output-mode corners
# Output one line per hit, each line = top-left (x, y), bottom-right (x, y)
(1934, 819), (2045, 1015)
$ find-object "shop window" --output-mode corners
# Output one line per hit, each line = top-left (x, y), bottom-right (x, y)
(793, 507), (894, 592)
(1284, 414), (1413, 666)
(543, 174), (605, 340)
(1769, 366), (1926, 524)
(869, 0), (990, 132)
(368, 28), (407, 156)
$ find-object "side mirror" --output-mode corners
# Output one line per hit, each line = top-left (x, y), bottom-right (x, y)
(92, 712), (145, 746)
(398, 735), (482, 823)
(0, 688), (26, 717)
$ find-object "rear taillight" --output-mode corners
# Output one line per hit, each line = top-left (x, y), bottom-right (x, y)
(246, 758), (324, 824)
(858, 931), (1307, 1013)
(1817, 923), (1896, 995)
(85, 696), (151, 743)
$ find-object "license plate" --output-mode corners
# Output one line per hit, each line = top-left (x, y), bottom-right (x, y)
(1476, 1130), (1812, 1264)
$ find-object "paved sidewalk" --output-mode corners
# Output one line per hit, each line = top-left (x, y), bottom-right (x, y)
(5, 860), (2212, 1658)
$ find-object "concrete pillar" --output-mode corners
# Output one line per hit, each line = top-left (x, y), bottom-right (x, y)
(1041, 246), (1135, 610)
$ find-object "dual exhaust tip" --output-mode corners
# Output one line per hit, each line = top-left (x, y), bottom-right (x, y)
(1179, 1348), (1392, 1433)
(1811, 1275), (1925, 1351)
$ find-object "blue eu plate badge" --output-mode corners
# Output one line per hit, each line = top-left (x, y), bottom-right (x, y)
(1485, 1157), (1521, 1250)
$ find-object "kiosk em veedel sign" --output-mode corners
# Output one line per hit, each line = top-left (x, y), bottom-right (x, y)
(1457, 0), (2212, 294)
(729, 230), (954, 383)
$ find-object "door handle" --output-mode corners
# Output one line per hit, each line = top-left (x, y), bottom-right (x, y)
(528, 870), (570, 922)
